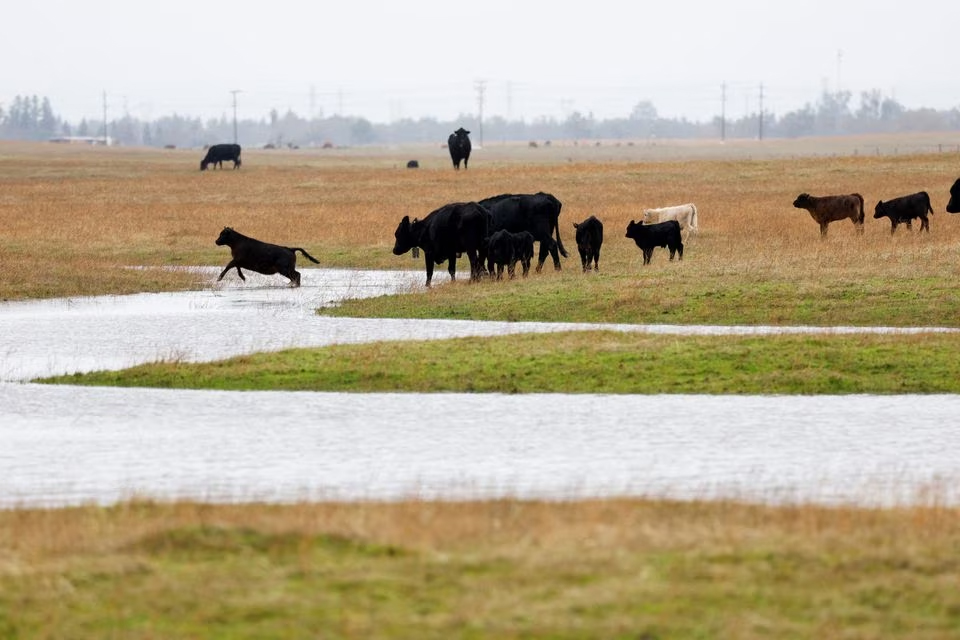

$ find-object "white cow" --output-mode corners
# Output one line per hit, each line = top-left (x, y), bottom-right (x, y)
(641, 203), (699, 239)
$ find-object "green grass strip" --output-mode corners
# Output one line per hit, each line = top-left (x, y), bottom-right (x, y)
(38, 331), (960, 394)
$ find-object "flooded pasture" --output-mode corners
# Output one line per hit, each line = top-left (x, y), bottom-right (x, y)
(1, 268), (958, 508)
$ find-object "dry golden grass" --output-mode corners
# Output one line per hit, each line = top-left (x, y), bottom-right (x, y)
(2, 137), (960, 300)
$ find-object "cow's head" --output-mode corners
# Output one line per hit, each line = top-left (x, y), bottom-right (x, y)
(947, 179), (960, 214)
(625, 220), (642, 239)
(792, 193), (811, 209)
(393, 216), (420, 255)
(873, 201), (886, 219)
(200, 159), (209, 171)
(215, 227), (238, 246)
(454, 127), (470, 138)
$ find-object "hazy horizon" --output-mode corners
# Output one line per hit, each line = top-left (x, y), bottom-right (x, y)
(4, 1), (958, 125)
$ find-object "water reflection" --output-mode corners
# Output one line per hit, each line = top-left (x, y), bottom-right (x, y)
(1, 268), (958, 508)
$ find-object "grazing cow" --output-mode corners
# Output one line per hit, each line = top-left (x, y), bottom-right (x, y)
(641, 203), (699, 239)
(215, 227), (319, 287)
(573, 215), (603, 272)
(406, 160), (419, 169)
(792, 193), (865, 237)
(477, 192), (568, 272)
(392, 201), (488, 286)
(947, 178), (960, 213)
(447, 127), (472, 170)
(873, 191), (933, 233)
(625, 220), (683, 265)
(200, 143), (242, 171)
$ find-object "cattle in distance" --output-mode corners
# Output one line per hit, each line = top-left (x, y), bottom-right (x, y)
(625, 220), (683, 265)
(447, 127), (472, 170)
(215, 227), (319, 287)
(573, 216), (603, 272)
(947, 178), (960, 213)
(792, 193), (865, 237)
(406, 160), (419, 169)
(641, 203), (699, 240)
(201, 143), (242, 171)
(874, 191), (934, 233)
(392, 202), (488, 286)
(477, 192), (568, 272)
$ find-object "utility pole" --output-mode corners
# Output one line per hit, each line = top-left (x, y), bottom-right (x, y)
(102, 90), (108, 145)
(758, 83), (764, 141)
(720, 82), (726, 141)
(474, 79), (486, 147)
(230, 89), (241, 144)
(837, 49), (843, 92)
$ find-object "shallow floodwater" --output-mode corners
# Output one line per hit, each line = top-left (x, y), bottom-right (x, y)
(1, 268), (958, 508)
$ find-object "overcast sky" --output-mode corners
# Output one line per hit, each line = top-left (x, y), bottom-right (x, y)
(3, 1), (958, 125)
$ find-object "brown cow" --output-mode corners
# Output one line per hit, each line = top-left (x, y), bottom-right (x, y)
(792, 193), (865, 237)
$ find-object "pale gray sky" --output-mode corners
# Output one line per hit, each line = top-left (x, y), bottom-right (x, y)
(3, 0), (958, 124)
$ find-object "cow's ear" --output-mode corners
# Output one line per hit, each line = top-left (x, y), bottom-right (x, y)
(573, 222), (579, 229)
(401, 215), (410, 225)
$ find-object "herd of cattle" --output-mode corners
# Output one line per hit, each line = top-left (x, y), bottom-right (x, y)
(794, 178), (960, 236)
(203, 135), (960, 287)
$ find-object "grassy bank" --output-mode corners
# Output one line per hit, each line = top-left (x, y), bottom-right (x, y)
(41, 330), (960, 394)
(2, 498), (959, 638)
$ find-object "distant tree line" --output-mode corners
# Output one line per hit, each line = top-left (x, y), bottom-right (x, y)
(2, 90), (959, 148)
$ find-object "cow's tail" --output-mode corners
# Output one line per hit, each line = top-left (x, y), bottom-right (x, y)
(690, 204), (699, 232)
(291, 247), (321, 264)
(554, 221), (569, 258)
(925, 191), (934, 215)
(853, 193), (865, 225)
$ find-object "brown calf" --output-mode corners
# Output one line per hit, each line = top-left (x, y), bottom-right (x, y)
(792, 193), (865, 237)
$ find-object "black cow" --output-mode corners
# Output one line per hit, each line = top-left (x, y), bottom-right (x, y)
(477, 192), (568, 272)
(215, 227), (319, 287)
(873, 192), (933, 233)
(201, 143), (242, 171)
(406, 160), (419, 169)
(487, 229), (516, 280)
(447, 127), (471, 170)
(392, 201), (488, 286)
(486, 229), (535, 279)
(512, 231), (535, 277)
(573, 215), (604, 272)
(947, 179), (960, 213)
(625, 220), (683, 265)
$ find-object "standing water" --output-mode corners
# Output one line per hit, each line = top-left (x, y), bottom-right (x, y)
(1, 268), (958, 507)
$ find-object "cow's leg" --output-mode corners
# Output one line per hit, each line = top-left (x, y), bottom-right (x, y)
(466, 249), (482, 281)
(289, 270), (302, 287)
(423, 253), (434, 287)
(819, 222), (829, 237)
(921, 217), (929, 232)
(677, 243), (684, 261)
(642, 249), (652, 265)
(593, 252), (600, 271)
(217, 261), (237, 281)
(890, 221), (898, 235)
(447, 256), (457, 282)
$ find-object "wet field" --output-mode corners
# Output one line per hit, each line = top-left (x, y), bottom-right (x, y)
(2, 268), (958, 508)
